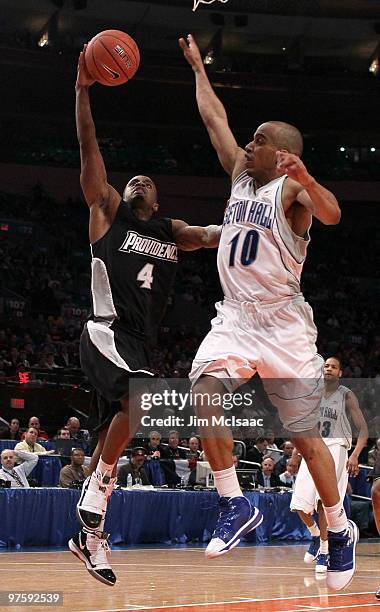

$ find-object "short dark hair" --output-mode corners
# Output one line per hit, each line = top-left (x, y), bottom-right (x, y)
(326, 356), (343, 370)
(268, 121), (303, 156)
(255, 436), (266, 444)
(71, 448), (84, 456)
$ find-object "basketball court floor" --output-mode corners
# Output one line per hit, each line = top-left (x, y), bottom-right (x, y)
(1, 541), (379, 611)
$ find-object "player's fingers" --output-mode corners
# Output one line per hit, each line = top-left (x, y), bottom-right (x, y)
(178, 37), (187, 50)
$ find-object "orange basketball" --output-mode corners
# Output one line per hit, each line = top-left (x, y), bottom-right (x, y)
(85, 29), (140, 87)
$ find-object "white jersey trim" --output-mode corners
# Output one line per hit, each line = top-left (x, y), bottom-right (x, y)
(274, 177), (310, 265)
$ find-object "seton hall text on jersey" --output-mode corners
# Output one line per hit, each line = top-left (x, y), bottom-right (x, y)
(119, 231), (178, 262)
(320, 405), (338, 421)
(222, 199), (273, 229)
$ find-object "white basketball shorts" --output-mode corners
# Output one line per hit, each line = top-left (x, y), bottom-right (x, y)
(189, 294), (324, 432)
(290, 444), (348, 514)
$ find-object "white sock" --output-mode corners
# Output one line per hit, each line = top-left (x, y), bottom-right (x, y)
(213, 465), (243, 499)
(320, 539), (328, 554)
(97, 456), (115, 478)
(308, 521), (320, 537)
(324, 502), (348, 533)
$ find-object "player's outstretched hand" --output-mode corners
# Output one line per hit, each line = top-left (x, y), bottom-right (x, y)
(346, 454), (360, 477)
(76, 45), (95, 89)
(179, 34), (204, 72)
(276, 151), (314, 187)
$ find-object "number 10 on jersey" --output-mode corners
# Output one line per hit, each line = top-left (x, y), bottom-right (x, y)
(229, 229), (259, 267)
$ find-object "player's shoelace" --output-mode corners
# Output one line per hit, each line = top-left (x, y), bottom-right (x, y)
(212, 497), (246, 540)
(87, 532), (111, 567)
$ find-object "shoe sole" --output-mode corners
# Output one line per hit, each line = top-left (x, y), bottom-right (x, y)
(205, 507), (264, 559)
(315, 566), (327, 574)
(68, 539), (115, 587)
(327, 520), (359, 591)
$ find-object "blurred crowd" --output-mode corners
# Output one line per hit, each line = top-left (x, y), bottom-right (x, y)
(1, 188), (379, 387)
(4, 136), (380, 181)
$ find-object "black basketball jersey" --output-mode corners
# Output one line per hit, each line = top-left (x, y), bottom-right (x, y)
(89, 201), (178, 339)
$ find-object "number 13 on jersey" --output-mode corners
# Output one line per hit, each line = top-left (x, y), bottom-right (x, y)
(229, 229), (260, 267)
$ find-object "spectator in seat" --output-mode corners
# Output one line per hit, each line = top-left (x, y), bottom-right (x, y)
(21, 416), (49, 441)
(187, 436), (201, 458)
(165, 430), (187, 459)
(9, 418), (22, 441)
(117, 448), (150, 486)
(246, 436), (268, 465)
(274, 441), (295, 476)
(56, 427), (71, 439)
(256, 457), (282, 488)
(0, 448), (38, 487)
(66, 416), (89, 442)
(264, 431), (280, 460)
(45, 352), (61, 370)
(145, 430), (167, 459)
(0, 418), (22, 441)
(15, 427), (54, 455)
(279, 457), (300, 488)
(59, 448), (88, 488)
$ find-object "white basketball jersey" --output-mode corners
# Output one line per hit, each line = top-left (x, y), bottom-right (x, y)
(318, 385), (352, 449)
(217, 171), (310, 302)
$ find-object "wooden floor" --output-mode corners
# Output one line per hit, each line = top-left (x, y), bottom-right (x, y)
(0, 542), (379, 611)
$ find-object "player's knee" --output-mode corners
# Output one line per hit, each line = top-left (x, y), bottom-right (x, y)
(291, 436), (319, 462)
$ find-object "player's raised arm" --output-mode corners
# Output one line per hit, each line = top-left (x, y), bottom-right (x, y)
(277, 151), (341, 225)
(75, 48), (120, 241)
(179, 34), (244, 180)
(172, 219), (221, 251)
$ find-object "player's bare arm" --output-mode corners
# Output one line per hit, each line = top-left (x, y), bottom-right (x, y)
(179, 34), (245, 180)
(345, 391), (369, 477)
(278, 151), (341, 226)
(76, 47), (120, 243)
(172, 219), (221, 251)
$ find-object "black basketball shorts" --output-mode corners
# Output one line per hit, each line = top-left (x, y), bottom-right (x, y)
(80, 320), (154, 403)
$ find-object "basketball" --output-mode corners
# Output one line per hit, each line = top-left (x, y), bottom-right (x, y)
(85, 29), (140, 87)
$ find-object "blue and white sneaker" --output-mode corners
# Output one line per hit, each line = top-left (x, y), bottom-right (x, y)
(327, 519), (359, 591)
(205, 496), (263, 559)
(304, 536), (320, 563)
(315, 552), (328, 574)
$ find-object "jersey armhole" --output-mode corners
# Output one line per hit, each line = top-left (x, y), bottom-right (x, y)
(90, 199), (124, 247)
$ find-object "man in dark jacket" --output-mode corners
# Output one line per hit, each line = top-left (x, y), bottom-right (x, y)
(117, 448), (150, 486)
(256, 457), (282, 488)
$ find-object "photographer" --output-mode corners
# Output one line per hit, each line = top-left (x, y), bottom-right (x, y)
(59, 448), (88, 488)
(0, 448), (38, 488)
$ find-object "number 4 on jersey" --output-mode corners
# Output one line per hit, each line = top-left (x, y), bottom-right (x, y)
(137, 263), (154, 289)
